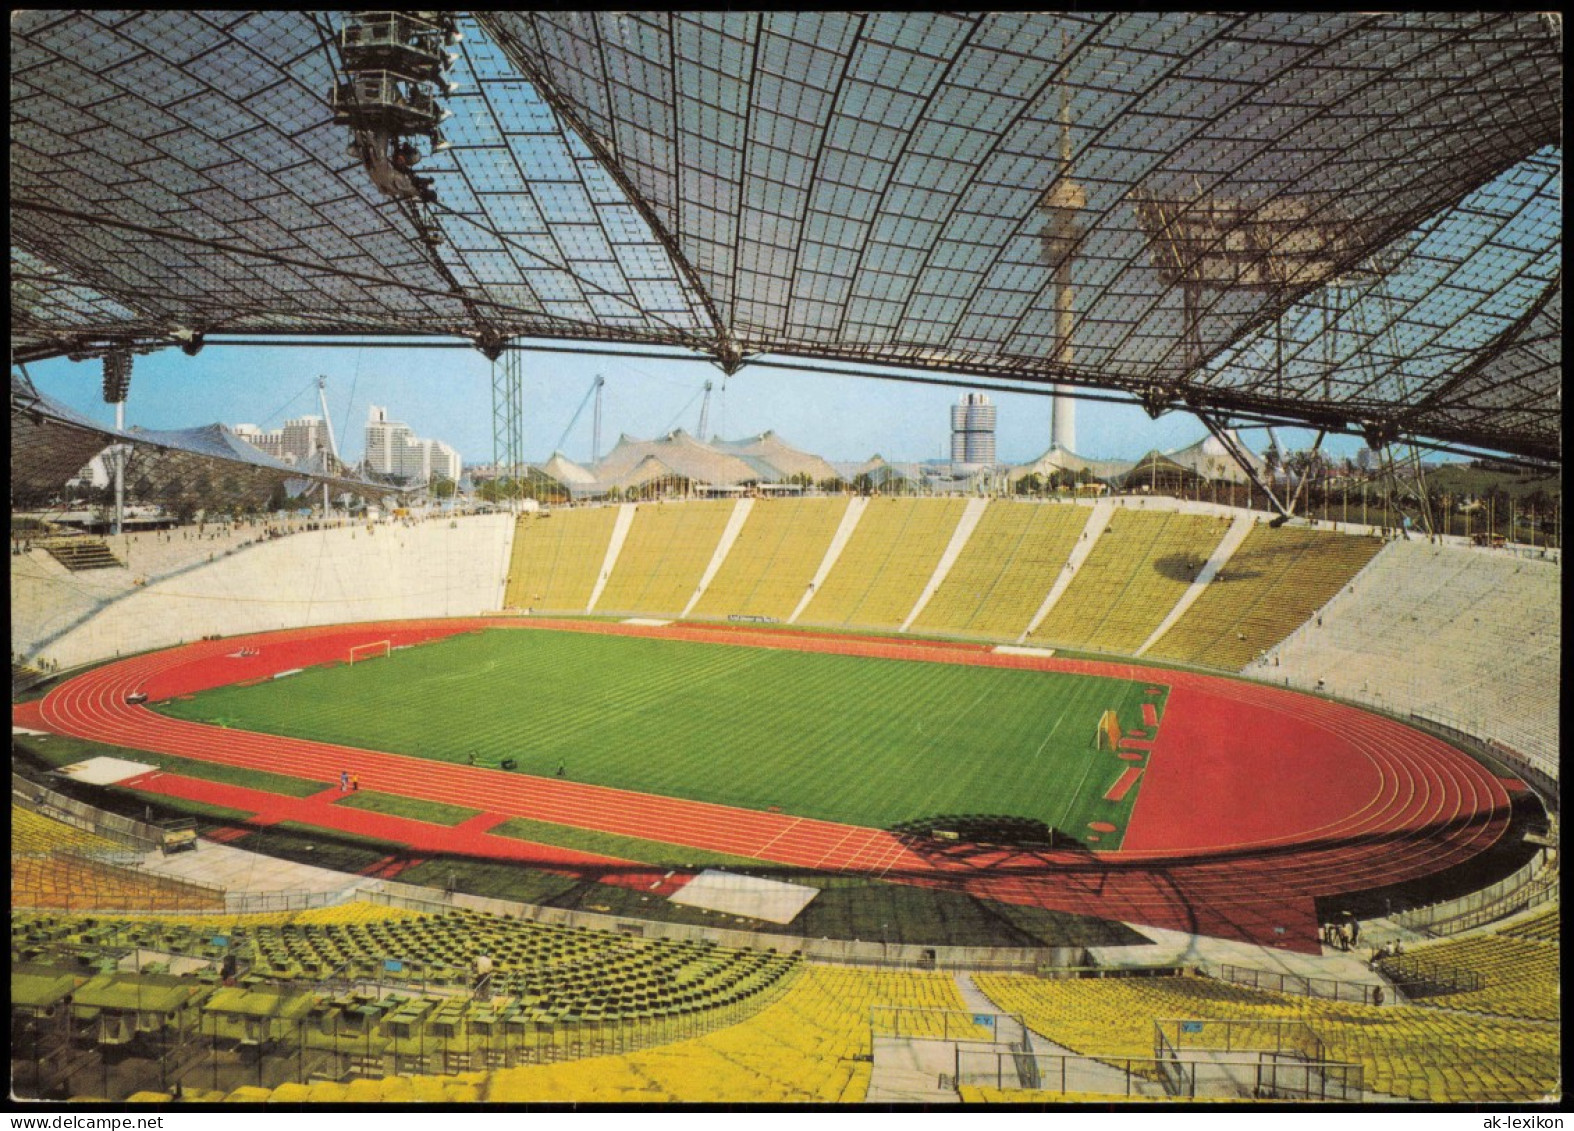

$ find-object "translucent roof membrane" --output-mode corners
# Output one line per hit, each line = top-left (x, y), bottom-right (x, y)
(10, 11), (709, 356)
(1200, 147), (1562, 456)
(9, 374), (399, 505)
(11, 12), (1563, 460)
(485, 11), (1561, 459)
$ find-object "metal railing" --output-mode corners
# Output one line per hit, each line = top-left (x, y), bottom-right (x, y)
(13, 774), (164, 852)
(1212, 964), (1388, 1006)
(1373, 954), (1484, 998)
(869, 1005), (1025, 1047)
(1154, 1016), (1326, 1063)
(1153, 1020), (1364, 1101)
(1392, 848), (1553, 936)
(955, 1046), (1364, 1101)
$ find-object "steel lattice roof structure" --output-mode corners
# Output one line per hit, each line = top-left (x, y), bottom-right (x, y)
(10, 373), (402, 507)
(10, 11), (1563, 462)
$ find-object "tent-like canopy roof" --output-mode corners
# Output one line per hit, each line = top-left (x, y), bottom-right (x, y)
(10, 12), (1562, 461)
(709, 432), (843, 485)
(1117, 450), (1206, 489)
(1162, 431), (1266, 485)
(538, 452), (597, 488)
(10, 373), (400, 506)
(593, 430), (762, 492)
(1007, 447), (1134, 484)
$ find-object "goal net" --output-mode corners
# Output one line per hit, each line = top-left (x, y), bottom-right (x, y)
(1094, 708), (1123, 751)
(348, 640), (391, 665)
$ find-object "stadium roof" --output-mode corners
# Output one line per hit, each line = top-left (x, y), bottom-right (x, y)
(593, 429), (762, 493)
(1163, 431), (1267, 485)
(1007, 447), (1135, 484)
(10, 12), (1562, 462)
(10, 372), (401, 505)
(709, 432), (843, 485)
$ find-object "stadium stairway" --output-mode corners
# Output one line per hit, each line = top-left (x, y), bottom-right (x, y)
(899, 496), (989, 631)
(680, 497), (754, 616)
(1018, 500), (1112, 640)
(1137, 511), (1255, 655)
(787, 497), (868, 623)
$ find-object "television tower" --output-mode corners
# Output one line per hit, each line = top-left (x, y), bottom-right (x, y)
(1040, 68), (1083, 453)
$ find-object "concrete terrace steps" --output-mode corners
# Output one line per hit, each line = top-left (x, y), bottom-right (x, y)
(681, 497), (753, 617)
(788, 496), (867, 624)
(901, 496), (989, 632)
(1018, 500), (1109, 642)
(40, 538), (124, 571)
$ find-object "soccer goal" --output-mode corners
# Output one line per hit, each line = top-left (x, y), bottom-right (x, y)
(1094, 708), (1123, 751)
(348, 640), (391, 665)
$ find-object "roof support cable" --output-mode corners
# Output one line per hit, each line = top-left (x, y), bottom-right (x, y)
(1196, 410), (1295, 524)
(1278, 428), (1326, 526)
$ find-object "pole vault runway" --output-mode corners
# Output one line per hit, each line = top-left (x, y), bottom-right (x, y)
(18, 618), (1514, 952)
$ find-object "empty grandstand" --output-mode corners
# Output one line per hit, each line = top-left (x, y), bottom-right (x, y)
(912, 501), (1090, 639)
(797, 497), (967, 630)
(10, 9), (1561, 1110)
(503, 507), (621, 614)
(690, 497), (850, 622)
(1145, 525), (1386, 669)
(593, 501), (735, 616)
(1266, 540), (1560, 782)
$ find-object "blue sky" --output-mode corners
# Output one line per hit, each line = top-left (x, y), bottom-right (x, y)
(22, 341), (1357, 470)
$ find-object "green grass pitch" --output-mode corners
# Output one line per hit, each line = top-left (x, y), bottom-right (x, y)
(156, 629), (1165, 847)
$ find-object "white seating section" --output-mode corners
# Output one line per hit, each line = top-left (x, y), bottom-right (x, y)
(33, 515), (514, 669)
(1265, 541), (1559, 778)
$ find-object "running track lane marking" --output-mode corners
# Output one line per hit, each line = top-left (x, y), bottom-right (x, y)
(812, 824), (862, 870)
(753, 817), (804, 858)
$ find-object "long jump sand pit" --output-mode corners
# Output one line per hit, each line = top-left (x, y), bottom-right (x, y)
(57, 755), (159, 785)
(668, 869), (820, 924)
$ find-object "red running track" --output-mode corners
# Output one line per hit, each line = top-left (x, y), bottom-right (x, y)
(20, 618), (1513, 953)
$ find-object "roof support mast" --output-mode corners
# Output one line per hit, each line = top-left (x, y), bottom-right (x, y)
(696, 380), (713, 441)
(1041, 37), (1083, 454)
(592, 375), (603, 468)
(316, 375), (340, 514)
(1195, 411), (1297, 524)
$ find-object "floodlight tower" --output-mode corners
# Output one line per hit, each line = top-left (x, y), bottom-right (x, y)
(696, 380), (713, 441)
(1040, 76), (1084, 454)
(102, 350), (132, 536)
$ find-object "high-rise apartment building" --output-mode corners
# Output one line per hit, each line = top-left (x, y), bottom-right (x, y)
(364, 405), (459, 484)
(231, 423), (287, 461)
(281, 415), (327, 464)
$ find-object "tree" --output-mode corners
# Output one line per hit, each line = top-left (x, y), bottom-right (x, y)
(431, 476), (457, 499)
(1262, 443), (1282, 487)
